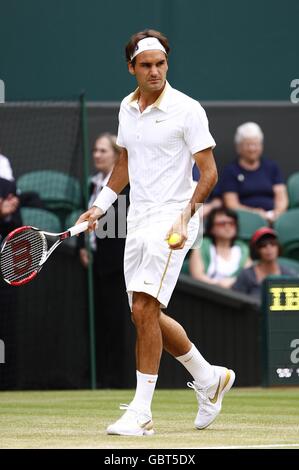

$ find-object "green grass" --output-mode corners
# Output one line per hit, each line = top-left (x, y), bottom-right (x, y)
(0, 388), (299, 449)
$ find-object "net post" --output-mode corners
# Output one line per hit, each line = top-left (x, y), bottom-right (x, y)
(80, 92), (97, 390)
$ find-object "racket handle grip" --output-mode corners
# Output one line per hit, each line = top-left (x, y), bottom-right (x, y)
(69, 219), (99, 237)
(69, 221), (89, 237)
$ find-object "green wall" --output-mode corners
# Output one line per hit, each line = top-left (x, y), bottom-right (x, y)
(1, 0), (298, 101)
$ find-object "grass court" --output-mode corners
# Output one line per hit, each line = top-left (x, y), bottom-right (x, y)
(0, 388), (299, 449)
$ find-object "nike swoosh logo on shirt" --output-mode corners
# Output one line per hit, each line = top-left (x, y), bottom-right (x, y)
(156, 119), (168, 123)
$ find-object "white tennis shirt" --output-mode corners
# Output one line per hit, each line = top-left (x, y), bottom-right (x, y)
(117, 81), (216, 217)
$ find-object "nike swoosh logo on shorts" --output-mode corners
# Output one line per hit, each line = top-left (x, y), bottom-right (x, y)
(144, 281), (154, 285)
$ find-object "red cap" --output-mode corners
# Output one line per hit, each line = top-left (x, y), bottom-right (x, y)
(251, 227), (277, 245)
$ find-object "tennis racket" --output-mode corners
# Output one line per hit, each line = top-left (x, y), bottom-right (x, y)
(0, 221), (91, 286)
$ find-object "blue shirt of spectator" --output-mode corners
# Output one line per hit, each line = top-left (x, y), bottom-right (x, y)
(220, 157), (283, 211)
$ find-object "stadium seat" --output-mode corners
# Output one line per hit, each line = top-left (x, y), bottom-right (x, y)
(17, 170), (82, 211)
(235, 209), (265, 241)
(64, 209), (84, 230)
(20, 207), (62, 233)
(278, 257), (299, 275)
(274, 209), (299, 260)
(287, 172), (299, 208)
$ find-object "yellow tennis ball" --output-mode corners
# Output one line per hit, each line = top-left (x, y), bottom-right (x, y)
(168, 232), (182, 246)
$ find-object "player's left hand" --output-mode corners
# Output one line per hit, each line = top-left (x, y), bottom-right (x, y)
(165, 215), (188, 250)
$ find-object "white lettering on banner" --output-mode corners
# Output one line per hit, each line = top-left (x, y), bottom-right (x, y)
(290, 339), (299, 364)
(0, 339), (5, 364)
(290, 79), (299, 104)
(0, 80), (5, 103)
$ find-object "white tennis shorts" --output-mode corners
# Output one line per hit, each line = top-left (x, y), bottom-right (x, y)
(124, 208), (200, 310)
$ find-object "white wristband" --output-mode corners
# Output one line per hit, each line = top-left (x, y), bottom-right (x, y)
(93, 186), (118, 213)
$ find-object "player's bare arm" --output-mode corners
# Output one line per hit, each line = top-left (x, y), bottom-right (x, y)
(76, 147), (129, 230)
(166, 147), (218, 249)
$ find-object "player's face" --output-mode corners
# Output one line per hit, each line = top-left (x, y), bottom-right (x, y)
(129, 50), (168, 93)
(211, 215), (237, 241)
(237, 137), (263, 163)
(92, 137), (116, 174)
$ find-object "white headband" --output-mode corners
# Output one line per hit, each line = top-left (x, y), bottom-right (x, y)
(130, 37), (167, 61)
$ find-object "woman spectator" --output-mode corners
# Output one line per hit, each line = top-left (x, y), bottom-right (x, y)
(78, 133), (130, 388)
(232, 227), (297, 301)
(221, 122), (288, 223)
(189, 208), (251, 288)
(79, 133), (121, 265)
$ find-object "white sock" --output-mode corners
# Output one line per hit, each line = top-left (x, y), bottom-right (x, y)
(130, 370), (158, 414)
(176, 343), (215, 387)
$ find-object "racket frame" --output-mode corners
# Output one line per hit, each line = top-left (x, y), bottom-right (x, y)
(0, 221), (89, 286)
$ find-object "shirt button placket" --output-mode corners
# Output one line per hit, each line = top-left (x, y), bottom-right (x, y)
(136, 115), (142, 141)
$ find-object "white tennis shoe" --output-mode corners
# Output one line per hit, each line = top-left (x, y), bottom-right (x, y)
(106, 404), (154, 436)
(188, 365), (235, 429)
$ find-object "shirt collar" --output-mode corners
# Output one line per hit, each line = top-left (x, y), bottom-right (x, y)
(128, 81), (171, 112)
(91, 170), (112, 188)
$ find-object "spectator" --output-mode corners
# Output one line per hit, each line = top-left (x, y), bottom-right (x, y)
(0, 151), (14, 181)
(79, 133), (130, 388)
(0, 150), (43, 209)
(79, 133), (121, 264)
(232, 227), (297, 301)
(189, 207), (250, 288)
(0, 176), (21, 389)
(221, 122), (288, 224)
(0, 177), (22, 240)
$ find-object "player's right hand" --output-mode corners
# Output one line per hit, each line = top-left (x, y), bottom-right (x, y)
(75, 206), (104, 232)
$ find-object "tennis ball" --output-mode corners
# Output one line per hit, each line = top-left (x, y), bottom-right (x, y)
(168, 232), (182, 247)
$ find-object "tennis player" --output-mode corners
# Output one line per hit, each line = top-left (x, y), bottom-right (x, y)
(76, 29), (235, 436)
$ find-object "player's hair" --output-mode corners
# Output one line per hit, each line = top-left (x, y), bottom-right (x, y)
(125, 29), (170, 66)
(93, 133), (121, 158)
(234, 122), (264, 145)
(250, 235), (282, 260)
(205, 208), (239, 247)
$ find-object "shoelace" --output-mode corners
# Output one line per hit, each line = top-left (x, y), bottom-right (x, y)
(118, 403), (152, 426)
(187, 382), (209, 403)
(117, 404), (138, 422)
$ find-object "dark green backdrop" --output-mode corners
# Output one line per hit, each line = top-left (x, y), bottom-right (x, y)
(1, 0), (298, 101)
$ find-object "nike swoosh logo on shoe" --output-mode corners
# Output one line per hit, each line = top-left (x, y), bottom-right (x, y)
(209, 370), (231, 404)
(138, 418), (153, 428)
(209, 378), (221, 404)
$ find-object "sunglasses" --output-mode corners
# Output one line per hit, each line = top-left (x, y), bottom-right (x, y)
(213, 220), (236, 227)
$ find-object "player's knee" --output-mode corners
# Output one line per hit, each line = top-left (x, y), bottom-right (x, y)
(131, 294), (159, 328)
(131, 300), (147, 326)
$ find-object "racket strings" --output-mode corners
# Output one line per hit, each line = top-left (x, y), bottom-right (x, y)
(0, 229), (47, 283)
